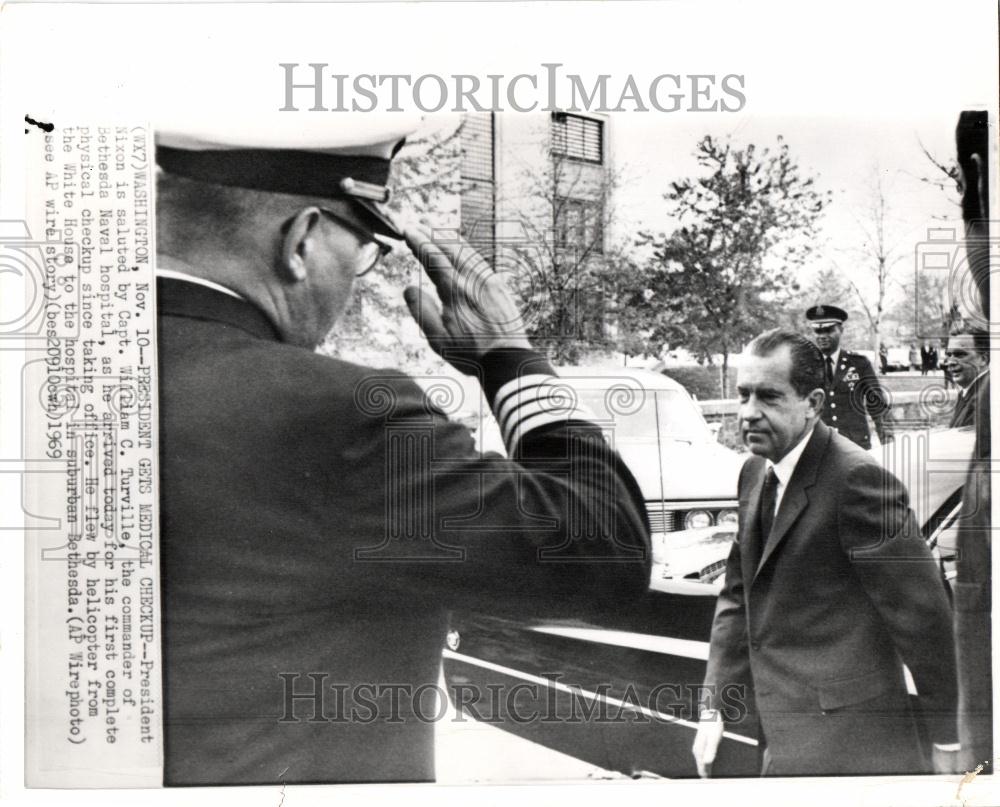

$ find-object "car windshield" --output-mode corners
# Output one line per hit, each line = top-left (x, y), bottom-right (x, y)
(574, 388), (711, 443)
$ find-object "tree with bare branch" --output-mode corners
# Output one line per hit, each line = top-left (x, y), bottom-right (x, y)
(914, 137), (963, 203)
(837, 170), (908, 356)
(504, 144), (627, 364)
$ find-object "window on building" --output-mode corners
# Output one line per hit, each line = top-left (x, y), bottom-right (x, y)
(460, 113), (496, 250)
(551, 112), (604, 164)
(555, 197), (604, 253)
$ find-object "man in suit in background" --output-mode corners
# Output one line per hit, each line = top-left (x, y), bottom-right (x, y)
(944, 327), (990, 430)
(806, 305), (891, 449)
(952, 109), (992, 770)
(692, 329), (959, 776)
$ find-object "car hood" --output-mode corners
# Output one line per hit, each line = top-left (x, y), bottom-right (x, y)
(651, 526), (736, 571)
(869, 427), (974, 526)
(616, 439), (743, 502)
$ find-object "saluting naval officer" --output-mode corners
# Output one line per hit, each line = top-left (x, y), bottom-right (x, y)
(154, 119), (650, 785)
(806, 304), (891, 448)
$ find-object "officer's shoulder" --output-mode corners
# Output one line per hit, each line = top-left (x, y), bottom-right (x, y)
(843, 350), (875, 367)
(248, 342), (428, 409)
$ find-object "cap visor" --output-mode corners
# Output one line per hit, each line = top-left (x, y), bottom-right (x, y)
(351, 199), (405, 240)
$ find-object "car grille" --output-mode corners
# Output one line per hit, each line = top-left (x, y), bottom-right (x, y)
(646, 501), (739, 533)
(646, 508), (676, 533)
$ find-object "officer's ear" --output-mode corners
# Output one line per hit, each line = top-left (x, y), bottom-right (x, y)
(278, 207), (322, 283)
(805, 387), (825, 419)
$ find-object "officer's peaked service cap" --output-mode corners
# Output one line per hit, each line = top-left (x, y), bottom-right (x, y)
(805, 304), (848, 326)
(155, 115), (421, 240)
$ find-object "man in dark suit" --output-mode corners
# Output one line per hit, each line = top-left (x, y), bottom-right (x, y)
(944, 328), (989, 429)
(154, 121), (650, 785)
(692, 329), (959, 777)
(805, 304), (891, 448)
(952, 110), (993, 770)
(921, 342), (936, 375)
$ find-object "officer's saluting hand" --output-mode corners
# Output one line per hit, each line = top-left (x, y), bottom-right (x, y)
(402, 225), (531, 368)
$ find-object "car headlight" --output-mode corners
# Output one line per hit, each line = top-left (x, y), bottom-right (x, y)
(684, 509), (713, 530)
(717, 509), (739, 527)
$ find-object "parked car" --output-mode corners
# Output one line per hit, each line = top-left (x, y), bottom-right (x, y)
(441, 425), (975, 780)
(416, 367), (744, 536)
(554, 368), (744, 534)
(885, 347), (912, 372)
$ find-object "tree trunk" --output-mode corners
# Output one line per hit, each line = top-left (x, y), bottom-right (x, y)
(720, 352), (730, 399)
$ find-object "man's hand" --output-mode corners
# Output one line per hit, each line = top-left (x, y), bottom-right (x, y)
(403, 226), (531, 373)
(692, 711), (724, 778)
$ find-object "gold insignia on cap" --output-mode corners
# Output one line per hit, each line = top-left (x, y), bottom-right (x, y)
(339, 177), (391, 204)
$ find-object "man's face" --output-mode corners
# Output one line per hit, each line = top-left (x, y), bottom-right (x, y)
(943, 334), (987, 388)
(810, 322), (842, 355)
(737, 346), (822, 463)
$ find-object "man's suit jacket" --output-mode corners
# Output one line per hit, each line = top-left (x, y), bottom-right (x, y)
(703, 421), (958, 776)
(156, 277), (650, 785)
(950, 370), (989, 430)
(955, 375), (992, 763)
(820, 350), (889, 449)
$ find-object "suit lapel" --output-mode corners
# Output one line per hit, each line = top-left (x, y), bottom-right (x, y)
(740, 460), (766, 580)
(753, 423), (831, 582)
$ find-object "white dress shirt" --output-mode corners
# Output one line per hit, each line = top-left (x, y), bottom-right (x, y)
(156, 259), (245, 301)
(765, 423), (815, 515)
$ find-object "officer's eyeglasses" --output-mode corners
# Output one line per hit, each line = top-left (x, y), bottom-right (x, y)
(318, 207), (393, 277)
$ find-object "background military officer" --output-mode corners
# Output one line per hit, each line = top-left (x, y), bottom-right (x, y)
(805, 305), (891, 448)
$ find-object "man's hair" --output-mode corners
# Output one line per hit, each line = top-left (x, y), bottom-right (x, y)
(747, 328), (826, 397)
(950, 325), (990, 360)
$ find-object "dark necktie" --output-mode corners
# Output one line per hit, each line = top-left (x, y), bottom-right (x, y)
(826, 356), (834, 388)
(750, 468), (779, 571)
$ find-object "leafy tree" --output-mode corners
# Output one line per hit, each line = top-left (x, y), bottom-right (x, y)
(622, 135), (830, 396)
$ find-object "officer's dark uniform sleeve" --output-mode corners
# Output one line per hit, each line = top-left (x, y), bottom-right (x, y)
(855, 355), (891, 442)
(336, 348), (651, 615)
